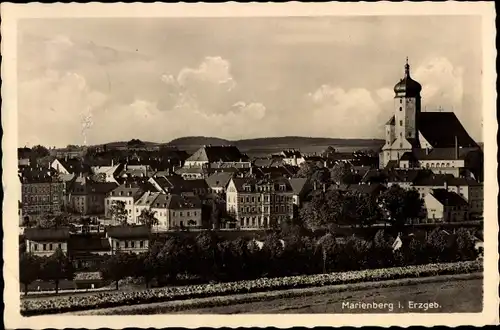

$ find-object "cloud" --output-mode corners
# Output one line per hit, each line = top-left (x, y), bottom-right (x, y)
(18, 70), (108, 147)
(306, 85), (393, 138)
(413, 57), (464, 113)
(303, 57), (469, 139)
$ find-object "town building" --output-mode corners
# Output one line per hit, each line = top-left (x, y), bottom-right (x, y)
(91, 161), (123, 184)
(19, 167), (64, 219)
(104, 184), (144, 223)
(280, 149), (305, 167)
(66, 175), (118, 215)
(133, 192), (202, 231)
(205, 172), (234, 194)
(106, 225), (150, 254)
(24, 227), (70, 257)
(423, 189), (470, 223)
(380, 59), (481, 177)
(225, 177), (294, 229)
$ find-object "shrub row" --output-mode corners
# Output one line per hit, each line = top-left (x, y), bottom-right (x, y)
(21, 260), (482, 316)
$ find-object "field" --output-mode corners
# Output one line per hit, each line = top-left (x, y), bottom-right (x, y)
(73, 273), (482, 315)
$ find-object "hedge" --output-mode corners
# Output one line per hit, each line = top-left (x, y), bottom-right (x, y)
(21, 260), (482, 316)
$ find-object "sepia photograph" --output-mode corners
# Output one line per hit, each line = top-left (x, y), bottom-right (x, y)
(2, 2), (498, 328)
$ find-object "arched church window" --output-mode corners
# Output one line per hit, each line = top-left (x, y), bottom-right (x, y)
(400, 99), (402, 104)
(400, 120), (403, 126)
(399, 107), (402, 111)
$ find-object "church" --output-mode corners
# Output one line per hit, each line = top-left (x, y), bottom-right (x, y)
(380, 59), (483, 181)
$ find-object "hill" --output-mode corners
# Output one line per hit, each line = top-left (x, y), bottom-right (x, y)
(165, 136), (385, 156)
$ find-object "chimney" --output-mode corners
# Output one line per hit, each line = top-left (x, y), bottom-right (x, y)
(313, 181), (317, 190)
(455, 135), (459, 160)
(111, 159), (114, 167)
(444, 180), (448, 191)
(65, 155), (68, 162)
(322, 183), (326, 193)
(425, 148), (430, 155)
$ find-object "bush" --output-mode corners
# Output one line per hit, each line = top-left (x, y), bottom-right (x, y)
(21, 260), (482, 315)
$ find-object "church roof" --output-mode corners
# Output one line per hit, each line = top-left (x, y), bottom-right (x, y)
(430, 189), (469, 207)
(418, 112), (478, 148)
(185, 145), (248, 163)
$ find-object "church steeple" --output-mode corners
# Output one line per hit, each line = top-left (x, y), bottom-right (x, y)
(394, 57), (422, 97)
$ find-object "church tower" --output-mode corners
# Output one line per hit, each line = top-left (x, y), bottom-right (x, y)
(381, 58), (422, 168)
(393, 57), (422, 143)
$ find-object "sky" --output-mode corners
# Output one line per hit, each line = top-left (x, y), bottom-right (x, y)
(17, 16), (483, 147)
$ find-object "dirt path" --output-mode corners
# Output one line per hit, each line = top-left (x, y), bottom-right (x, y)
(74, 273), (482, 315)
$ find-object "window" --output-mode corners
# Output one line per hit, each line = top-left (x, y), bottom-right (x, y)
(258, 197), (261, 202)
(34, 244), (38, 251)
(43, 244), (47, 251)
(125, 241), (129, 248)
(58, 243), (61, 249)
(246, 197), (249, 203)
(140, 241), (144, 248)
(187, 212), (190, 216)
(400, 98), (402, 104)
(49, 243), (53, 250)
(252, 197), (255, 203)
(399, 107), (402, 111)
(240, 197), (244, 203)
(180, 212), (183, 216)
(131, 241), (135, 248)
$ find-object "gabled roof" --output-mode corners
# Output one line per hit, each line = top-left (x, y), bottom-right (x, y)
(386, 115), (395, 125)
(108, 184), (144, 200)
(106, 225), (150, 239)
(387, 169), (434, 184)
(169, 194), (202, 209)
(418, 112), (478, 148)
(288, 178), (309, 194)
(19, 166), (61, 184)
(135, 191), (161, 207)
(25, 227), (70, 241)
(430, 189), (469, 207)
(68, 235), (111, 252)
(185, 145), (248, 163)
(205, 172), (234, 189)
(54, 158), (91, 174)
(229, 177), (294, 193)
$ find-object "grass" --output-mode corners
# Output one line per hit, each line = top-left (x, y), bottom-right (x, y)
(73, 272), (482, 315)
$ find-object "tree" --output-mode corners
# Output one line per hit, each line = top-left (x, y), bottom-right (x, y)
(195, 231), (220, 280)
(346, 192), (383, 227)
(158, 237), (184, 283)
(455, 228), (478, 261)
(378, 185), (424, 229)
(322, 146), (337, 158)
(316, 233), (337, 273)
(38, 213), (71, 229)
(138, 209), (158, 230)
(20, 252), (41, 295)
(261, 233), (285, 276)
(109, 201), (128, 225)
(39, 248), (74, 294)
(31, 145), (50, 159)
(99, 252), (133, 290)
(329, 162), (351, 184)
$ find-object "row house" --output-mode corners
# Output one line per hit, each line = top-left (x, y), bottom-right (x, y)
(423, 189), (470, 223)
(412, 174), (483, 217)
(106, 225), (150, 254)
(19, 167), (64, 218)
(66, 175), (118, 215)
(24, 227), (70, 257)
(133, 192), (202, 231)
(225, 177), (294, 230)
(104, 184), (144, 223)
